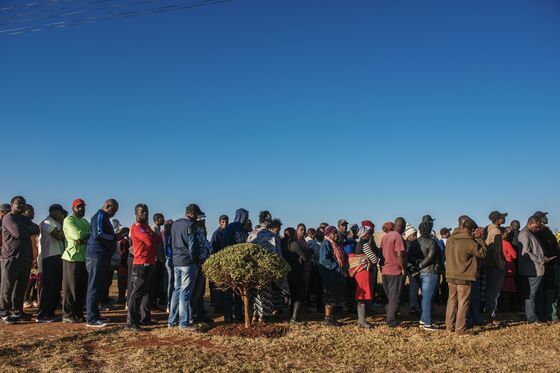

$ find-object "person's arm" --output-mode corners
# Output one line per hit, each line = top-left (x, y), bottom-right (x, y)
(418, 240), (437, 269)
(520, 234), (545, 265)
(25, 218), (40, 237)
(46, 220), (65, 241)
(319, 242), (337, 270)
(2, 215), (24, 239)
(362, 243), (379, 265)
(289, 242), (307, 261)
(95, 213), (115, 241)
(471, 238), (488, 258)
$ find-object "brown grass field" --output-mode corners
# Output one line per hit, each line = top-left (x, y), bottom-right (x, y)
(1, 301), (560, 373)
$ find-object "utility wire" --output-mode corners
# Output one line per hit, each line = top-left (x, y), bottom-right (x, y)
(0, 0), (233, 36)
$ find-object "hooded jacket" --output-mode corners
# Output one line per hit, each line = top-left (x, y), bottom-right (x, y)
(220, 208), (249, 250)
(445, 230), (487, 282)
(170, 217), (200, 267)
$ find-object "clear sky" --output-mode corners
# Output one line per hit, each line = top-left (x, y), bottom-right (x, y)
(1, 0), (559, 233)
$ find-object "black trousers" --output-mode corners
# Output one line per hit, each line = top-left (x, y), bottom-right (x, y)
(191, 268), (207, 321)
(127, 264), (153, 326)
(382, 274), (403, 327)
(37, 255), (62, 319)
(149, 261), (167, 306)
(62, 260), (88, 320)
(0, 259), (31, 317)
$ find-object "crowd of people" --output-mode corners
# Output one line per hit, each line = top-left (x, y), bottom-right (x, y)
(1, 195), (559, 335)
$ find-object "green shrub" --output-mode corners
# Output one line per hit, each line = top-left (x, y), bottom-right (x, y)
(203, 243), (290, 327)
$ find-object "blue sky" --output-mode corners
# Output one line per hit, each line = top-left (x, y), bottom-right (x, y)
(1, 0), (559, 232)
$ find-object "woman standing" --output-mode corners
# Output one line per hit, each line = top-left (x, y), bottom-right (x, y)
(417, 222), (441, 331)
(350, 227), (379, 328)
(318, 226), (347, 326)
(296, 224), (314, 312)
(282, 227), (307, 323)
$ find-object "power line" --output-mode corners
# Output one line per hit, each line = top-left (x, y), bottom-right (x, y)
(0, 0), (233, 36)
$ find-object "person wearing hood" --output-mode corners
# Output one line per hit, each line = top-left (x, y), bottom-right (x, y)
(404, 224), (421, 315)
(445, 217), (487, 335)
(219, 208), (249, 323)
(484, 211), (507, 326)
(531, 211), (560, 322)
(168, 204), (203, 330)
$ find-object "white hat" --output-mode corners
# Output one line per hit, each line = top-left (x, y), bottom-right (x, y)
(403, 224), (417, 240)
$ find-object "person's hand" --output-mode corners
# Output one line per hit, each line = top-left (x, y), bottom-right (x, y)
(545, 256), (557, 263)
(473, 228), (484, 239)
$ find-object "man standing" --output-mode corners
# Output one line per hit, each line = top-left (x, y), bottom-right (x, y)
(0, 203), (12, 293)
(380, 217), (407, 328)
(168, 204), (202, 330)
(532, 211), (560, 321)
(85, 199), (121, 328)
(151, 213), (167, 309)
(126, 204), (157, 331)
(445, 217), (487, 334)
(220, 208), (250, 322)
(62, 199), (90, 323)
(36, 204), (66, 323)
(209, 215), (228, 311)
(190, 213), (211, 324)
(0, 196), (40, 324)
(484, 211), (507, 326)
(337, 219), (349, 246)
(518, 216), (551, 323)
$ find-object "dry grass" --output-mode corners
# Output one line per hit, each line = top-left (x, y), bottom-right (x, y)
(1, 310), (560, 373)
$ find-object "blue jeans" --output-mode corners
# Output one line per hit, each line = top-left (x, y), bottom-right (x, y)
(524, 276), (543, 323)
(165, 257), (174, 310)
(419, 273), (438, 326)
(484, 267), (505, 320)
(467, 280), (484, 327)
(86, 254), (111, 323)
(168, 265), (198, 328)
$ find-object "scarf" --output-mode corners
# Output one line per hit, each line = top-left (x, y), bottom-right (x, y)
(326, 236), (347, 271)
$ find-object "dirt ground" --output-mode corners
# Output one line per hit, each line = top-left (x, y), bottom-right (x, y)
(2, 299), (560, 372)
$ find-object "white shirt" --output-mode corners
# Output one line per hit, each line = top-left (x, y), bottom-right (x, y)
(38, 216), (64, 271)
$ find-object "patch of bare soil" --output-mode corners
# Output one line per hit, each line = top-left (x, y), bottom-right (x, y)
(208, 323), (288, 338)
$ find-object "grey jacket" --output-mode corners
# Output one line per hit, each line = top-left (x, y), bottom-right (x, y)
(518, 227), (545, 277)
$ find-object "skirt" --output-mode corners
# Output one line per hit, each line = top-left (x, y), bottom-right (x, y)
(355, 270), (373, 301)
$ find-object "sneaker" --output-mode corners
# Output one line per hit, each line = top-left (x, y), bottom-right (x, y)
(125, 324), (143, 332)
(13, 312), (32, 321)
(179, 325), (199, 332)
(140, 320), (158, 326)
(86, 320), (108, 328)
(358, 322), (372, 329)
(36, 318), (55, 324)
(422, 324), (437, 331)
(98, 318), (110, 324)
(419, 321), (425, 326)
(63, 317), (79, 324)
(2, 316), (17, 324)
(324, 317), (342, 327)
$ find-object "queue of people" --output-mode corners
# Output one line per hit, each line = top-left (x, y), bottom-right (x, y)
(1, 195), (559, 334)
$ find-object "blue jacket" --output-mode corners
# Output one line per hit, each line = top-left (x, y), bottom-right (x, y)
(210, 227), (225, 255)
(86, 210), (116, 258)
(319, 240), (345, 278)
(170, 217), (200, 266)
(220, 208), (249, 250)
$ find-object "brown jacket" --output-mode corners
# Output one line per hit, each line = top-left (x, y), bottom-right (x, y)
(445, 229), (487, 282)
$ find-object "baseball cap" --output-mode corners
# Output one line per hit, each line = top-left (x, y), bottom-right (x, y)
(0, 203), (10, 212)
(489, 211), (508, 222)
(72, 198), (86, 207)
(533, 211), (548, 219)
(422, 215), (436, 223)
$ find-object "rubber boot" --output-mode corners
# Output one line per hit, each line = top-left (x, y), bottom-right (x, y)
(290, 301), (302, 324)
(357, 302), (372, 329)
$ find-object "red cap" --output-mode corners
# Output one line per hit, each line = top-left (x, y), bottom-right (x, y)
(72, 198), (86, 207)
(361, 220), (375, 229)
